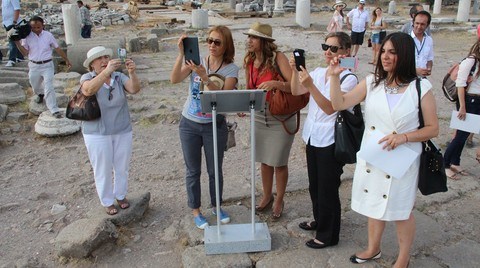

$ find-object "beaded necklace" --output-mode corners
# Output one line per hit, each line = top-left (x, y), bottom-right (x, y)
(384, 80), (408, 94)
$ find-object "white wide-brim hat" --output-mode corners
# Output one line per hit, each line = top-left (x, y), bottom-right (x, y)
(359, 0), (366, 4)
(332, 0), (347, 9)
(83, 46), (113, 68)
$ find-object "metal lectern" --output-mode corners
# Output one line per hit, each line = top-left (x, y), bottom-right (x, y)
(200, 89), (271, 255)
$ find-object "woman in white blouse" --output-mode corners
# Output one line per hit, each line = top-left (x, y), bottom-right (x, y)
(290, 32), (357, 249)
(444, 40), (480, 179)
(329, 32), (438, 267)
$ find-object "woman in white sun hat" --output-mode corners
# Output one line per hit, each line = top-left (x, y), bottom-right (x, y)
(80, 46), (141, 215)
(327, 0), (347, 33)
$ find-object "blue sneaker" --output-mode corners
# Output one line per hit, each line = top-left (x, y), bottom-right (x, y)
(212, 208), (231, 224)
(194, 214), (209, 229)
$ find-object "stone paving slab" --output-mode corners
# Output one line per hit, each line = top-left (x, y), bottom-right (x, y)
(182, 245), (252, 268)
(434, 238), (480, 268)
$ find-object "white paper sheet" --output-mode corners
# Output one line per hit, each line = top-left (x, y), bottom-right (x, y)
(449, 110), (480, 134)
(357, 129), (420, 179)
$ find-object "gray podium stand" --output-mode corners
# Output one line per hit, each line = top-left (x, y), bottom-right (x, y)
(200, 90), (271, 255)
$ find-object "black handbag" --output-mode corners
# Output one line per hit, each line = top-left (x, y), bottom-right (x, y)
(66, 88), (101, 121)
(415, 78), (448, 195)
(334, 104), (364, 164)
(334, 73), (363, 164)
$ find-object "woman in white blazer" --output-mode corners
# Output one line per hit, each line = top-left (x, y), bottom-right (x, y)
(329, 32), (439, 268)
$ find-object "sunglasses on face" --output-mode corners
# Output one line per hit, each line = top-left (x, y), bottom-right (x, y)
(206, 37), (222, 46)
(321, 44), (343, 53)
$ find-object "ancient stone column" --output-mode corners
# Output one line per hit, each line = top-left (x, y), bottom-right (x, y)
(62, 4), (81, 45)
(263, 0), (269, 12)
(388, 0), (396, 15)
(473, 0), (479, 15)
(457, 0), (471, 22)
(296, 0), (310, 28)
(229, 0), (236, 10)
(273, 0), (284, 17)
(235, 3), (244, 12)
(433, 0), (442, 15)
(192, 9), (209, 29)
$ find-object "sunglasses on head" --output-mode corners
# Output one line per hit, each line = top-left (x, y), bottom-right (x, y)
(321, 44), (343, 53)
(108, 86), (114, 101)
(206, 37), (222, 46)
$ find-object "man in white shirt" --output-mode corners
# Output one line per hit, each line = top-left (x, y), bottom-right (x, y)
(15, 16), (72, 118)
(411, 11), (433, 77)
(346, 0), (370, 57)
(401, 4), (431, 36)
(2, 0), (24, 67)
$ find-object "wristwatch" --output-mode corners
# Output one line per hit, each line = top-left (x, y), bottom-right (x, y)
(13, 20), (17, 24)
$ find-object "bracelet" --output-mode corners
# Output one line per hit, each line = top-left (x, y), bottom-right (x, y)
(403, 133), (409, 143)
(203, 78), (211, 87)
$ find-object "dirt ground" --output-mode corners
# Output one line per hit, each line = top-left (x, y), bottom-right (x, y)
(1, 2), (480, 267)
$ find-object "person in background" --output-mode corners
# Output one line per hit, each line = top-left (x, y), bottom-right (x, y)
(170, 26), (239, 229)
(401, 4), (431, 36)
(243, 22), (294, 220)
(14, 16), (72, 118)
(80, 46), (141, 215)
(327, 0), (347, 33)
(2, 0), (24, 67)
(411, 11), (434, 77)
(444, 40), (480, 180)
(346, 0), (370, 57)
(369, 7), (387, 65)
(77, 1), (93, 38)
(290, 32), (357, 249)
(329, 32), (438, 268)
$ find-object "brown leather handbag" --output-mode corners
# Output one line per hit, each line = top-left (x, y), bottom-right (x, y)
(66, 88), (101, 121)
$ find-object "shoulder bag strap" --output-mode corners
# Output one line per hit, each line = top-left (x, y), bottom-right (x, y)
(416, 78), (424, 129)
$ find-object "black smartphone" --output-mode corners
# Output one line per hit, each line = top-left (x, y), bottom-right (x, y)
(183, 37), (200, 65)
(293, 49), (305, 71)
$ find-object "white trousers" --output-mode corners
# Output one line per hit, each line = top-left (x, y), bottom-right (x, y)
(28, 61), (59, 113)
(83, 131), (133, 207)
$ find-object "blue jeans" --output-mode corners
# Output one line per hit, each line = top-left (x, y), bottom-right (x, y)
(81, 25), (92, 38)
(444, 94), (480, 167)
(8, 38), (23, 62)
(179, 116), (228, 209)
(371, 33), (380, 44)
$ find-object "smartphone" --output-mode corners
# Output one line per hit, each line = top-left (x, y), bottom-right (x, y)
(293, 49), (305, 71)
(339, 57), (358, 70)
(183, 36), (201, 65)
(117, 48), (127, 63)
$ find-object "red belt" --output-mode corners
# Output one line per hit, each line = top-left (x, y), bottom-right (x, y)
(30, 59), (52, 64)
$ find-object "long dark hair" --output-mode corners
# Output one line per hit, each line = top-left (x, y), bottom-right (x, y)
(468, 40), (480, 78)
(243, 37), (278, 76)
(374, 32), (417, 87)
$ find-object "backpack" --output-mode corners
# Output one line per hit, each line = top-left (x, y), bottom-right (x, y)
(442, 57), (477, 102)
